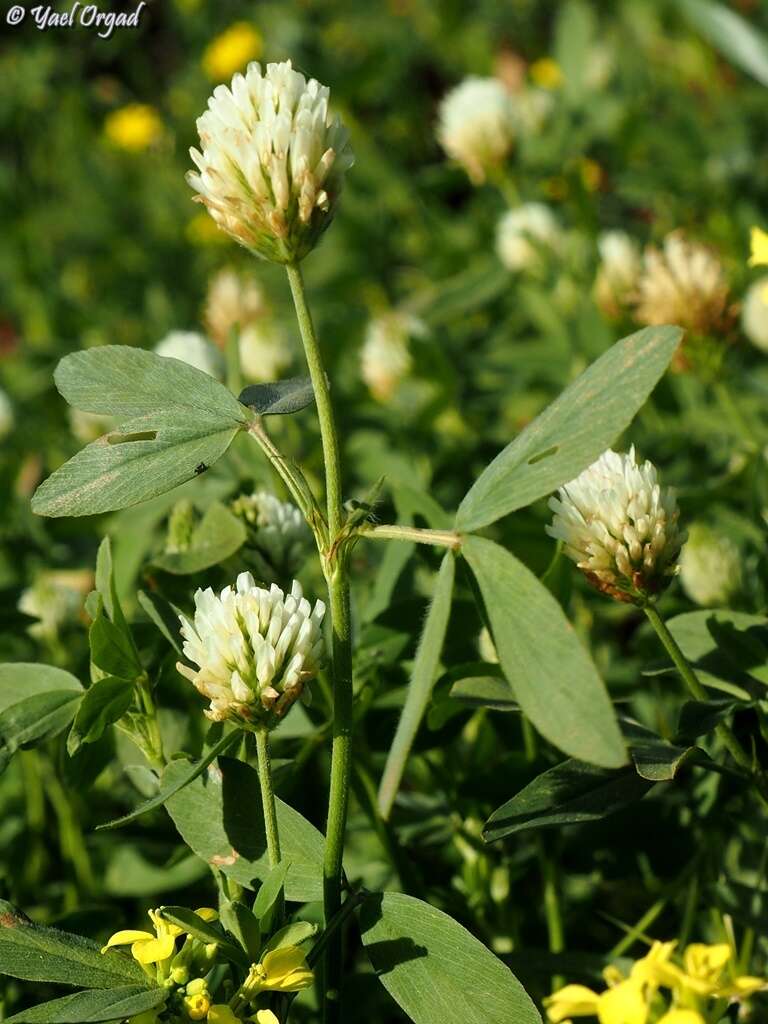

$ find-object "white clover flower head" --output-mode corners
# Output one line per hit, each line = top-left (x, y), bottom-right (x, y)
(68, 408), (115, 444)
(495, 203), (562, 272)
(154, 331), (225, 379)
(188, 60), (353, 263)
(232, 491), (312, 575)
(204, 267), (269, 348)
(594, 230), (642, 318)
(178, 573), (325, 726)
(742, 276), (768, 352)
(239, 322), (292, 383)
(547, 447), (686, 603)
(634, 232), (732, 338)
(437, 77), (514, 184)
(360, 312), (426, 402)
(680, 523), (741, 607)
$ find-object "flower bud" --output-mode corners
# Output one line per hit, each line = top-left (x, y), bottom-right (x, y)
(547, 447), (686, 604)
(360, 312), (426, 402)
(155, 331), (225, 380)
(495, 203), (562, 273)
(231, 491), (313, 577)
(437, 77), (514, 184)
(679, 523), (740, 607)
(178, 574), (325, 726)
(188, 60), (353, 263)
(594, 231), (641, 319)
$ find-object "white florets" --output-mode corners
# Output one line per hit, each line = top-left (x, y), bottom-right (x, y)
(495, 203), (562, 272)
(437, 77), (514, 184)
(547, 447), (686, 603)
(188, 60), (353, 263)
(154, 331), (225, 379)
(178, 573), (325, 725)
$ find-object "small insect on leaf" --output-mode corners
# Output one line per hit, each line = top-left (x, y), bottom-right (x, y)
(195, 462), (208, 475)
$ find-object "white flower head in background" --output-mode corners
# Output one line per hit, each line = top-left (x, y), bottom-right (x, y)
(437, 77), (514, 184)
(18, 570), (93, 642)
(204, 267), (291, 382)
(496, 203), (562, 272)
(741, 276), (768, 352)
(232, 491), (313, 576)
(0, 388), (13, 440)
(680, 523), (741, 607)
(188, 60), (353, 263)
(594, 230), (642, 319)
(154, 331), (225, 379)
(68, 408), (115, 444)
(360, 311), (426, 402)
(178, 573), (325, 726)
(547, 447), (686, 603)
(634, 232), (732, 338)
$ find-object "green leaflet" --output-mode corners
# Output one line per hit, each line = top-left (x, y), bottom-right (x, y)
(455, 325), (681, 532)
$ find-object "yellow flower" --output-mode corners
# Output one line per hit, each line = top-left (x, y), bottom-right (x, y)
(101, 907), (217, 965)
(207, 1008), (240, 1024)
(545, 983), (600, 1021)
(596, 979), (648, 1024)
(656, 1012), (704, 1024)
(202, 22), (262, 81)
(749, 226), (768, 267)
(251, 1013), (280, 1024)
(530, 57), (564, 89)
(243, 945), (314, 995)
(104, 104), (163, 152)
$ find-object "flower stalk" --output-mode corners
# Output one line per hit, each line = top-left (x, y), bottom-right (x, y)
(255, 725), (281, 869)
(285, 260), (354, 1021)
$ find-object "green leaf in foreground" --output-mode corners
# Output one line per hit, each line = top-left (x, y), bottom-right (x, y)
(0, 902), (147, 988)
(32, 346), (248, 518)
(359, 892), (540, 1024)
(238, 376), (315, 415)
(4, 987), (165, 1023)
(165, 756), (324, 902)
(96, 730), (239, 830)
(680, 0), (768, 88)
(67, 676), (134, 755)
(455, 325), (681, 532)
(0, 664), (84, 772)
(150, 502), (246, 575)
(483, 759), (653, 842)
(378, 553), (455, 820)
(463, 537), (626, 768)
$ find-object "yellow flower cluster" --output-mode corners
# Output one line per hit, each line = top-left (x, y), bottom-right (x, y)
(202, 22), (262, 81)
(103, 104), (163, 152)
(545, 940), (765, 1024)
(102, 908), (313, 1023)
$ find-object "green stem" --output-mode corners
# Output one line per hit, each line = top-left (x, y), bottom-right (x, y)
(137, 674), (165, 771)
(255, 726), (281, 868)
(286, 261), (354, 1022)
(363, 524), (462, 550)
(538, 837), (564, 992)
(643, 604), (753, 773)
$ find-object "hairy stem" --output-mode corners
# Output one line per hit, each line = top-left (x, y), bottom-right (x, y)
(286, 260), (354, 1023)
(255, 726), (281, 868)
(364, 524), (463, 550)
(643, 604), (753, 773)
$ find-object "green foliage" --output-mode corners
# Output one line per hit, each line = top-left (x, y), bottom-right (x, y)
(463, 537), (626, 768)
(359, 892), (541, 1024)
(3, 988), (166, 1023)
(0, 664), (83, 772)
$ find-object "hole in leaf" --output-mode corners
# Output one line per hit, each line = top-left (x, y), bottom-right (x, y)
(527, 445), (559, 466)
(106, 430), (157, 445)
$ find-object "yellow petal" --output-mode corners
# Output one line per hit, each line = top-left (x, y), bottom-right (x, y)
(656, 1011), (704, 1024)
(262, 944), (313, 987)
(101, 930), (154, 953)
(207, 1007), (241, 1024)
(597, 980), (648, 1024)
(750, 227), (768, 266)
(631, 940), (678, 985)
(544, 984), (601, 1022)
(194, 907), (219, 922)
(719, 974), (767, 997)
(253, 1013), (280, 1024)
(683, 943), (731, 982)
(132, 933), (176, 964)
